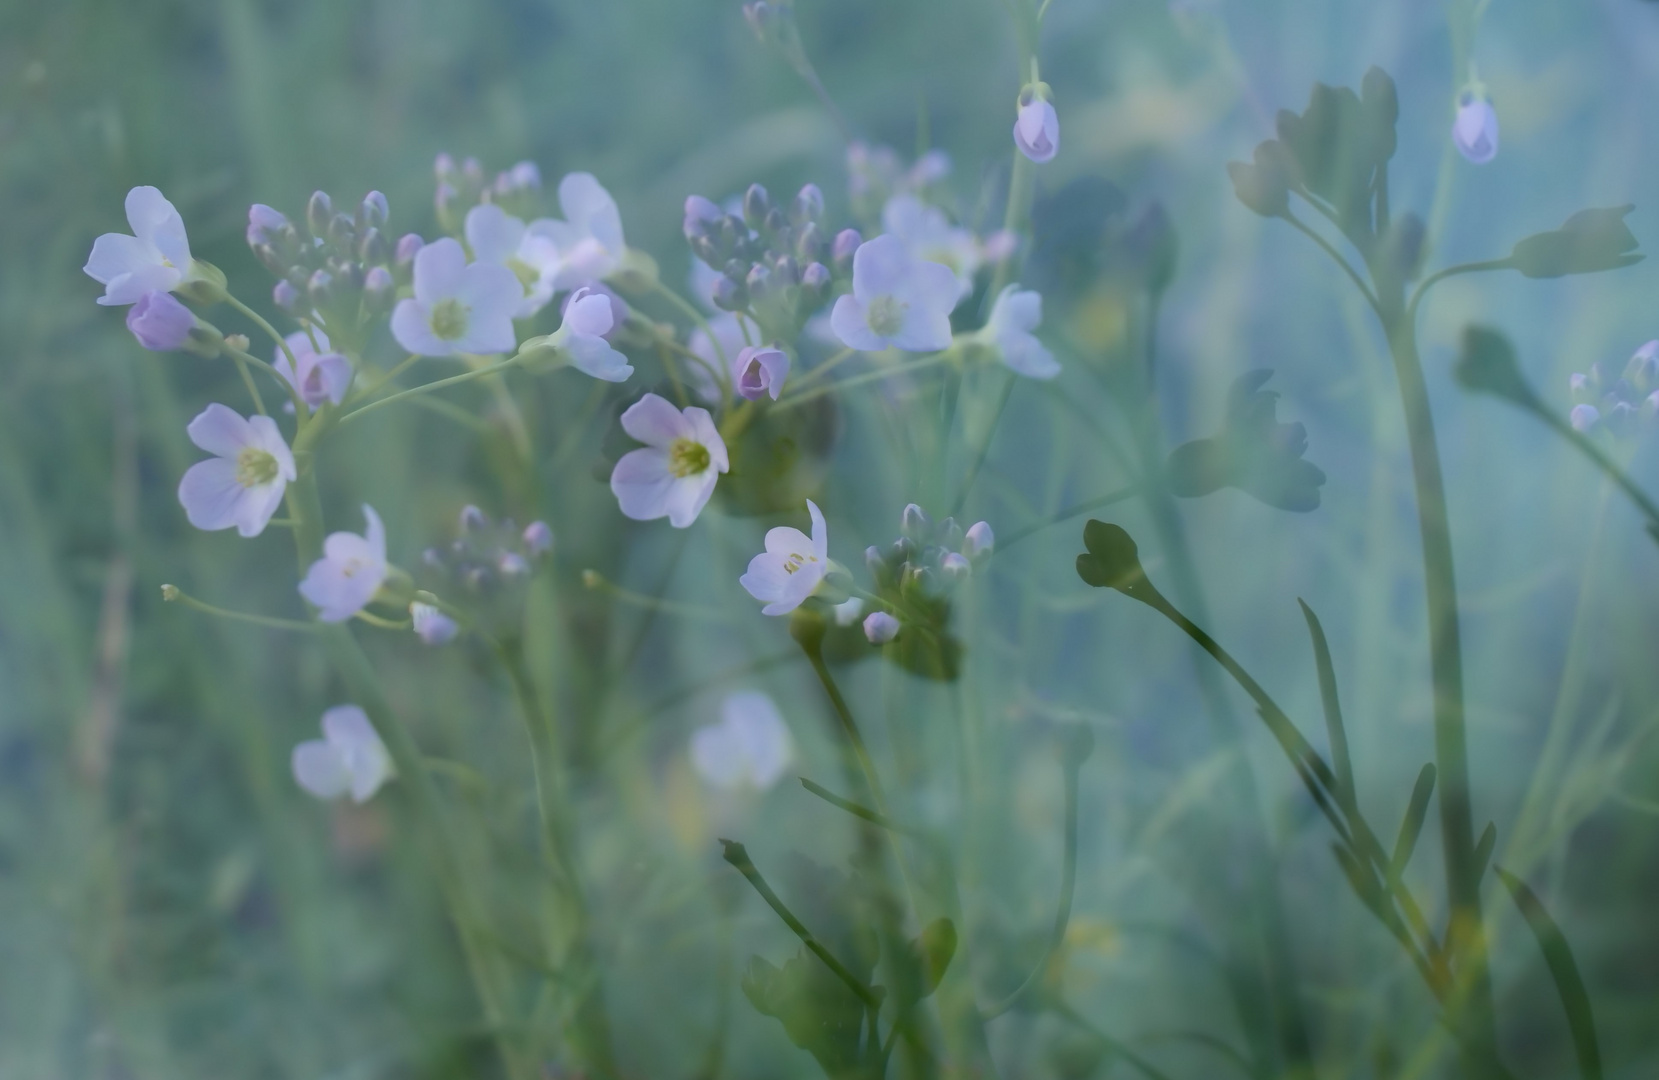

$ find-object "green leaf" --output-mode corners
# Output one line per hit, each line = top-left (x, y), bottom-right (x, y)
(1494, 866), (1603, 1080)
(741, 952), (867, 1077)
(1389, 764), (1436, 880)
(1472, 821), (1497, 883)
(1510, 206), (1642, 279)
(912, 917), (957, 999)
(1226, 140), (1297, 219)
(1270, 72), (1398, 239)
(1075, 521), (1164, 609)
(1454, 325), (1538, 408)
(1298, 600), (1355, 810)
(1165, 370), (1326, 512)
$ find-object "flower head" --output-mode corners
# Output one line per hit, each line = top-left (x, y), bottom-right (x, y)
(1567, 340), (1659, 438)
(390, 238), (521, 356)
(299, 505), (390, 622)
(978, 285), (1059, 379)
(85, 186), (194, 306)
(291, 705), (394, 803)
(177, 404), (296, 537)
(829, 235), (958, 353)
(690, 690), (794, 791)
(541, 173), (627, 290)
(519, 286), (634, 382)
(1452, 94), (1499, 165)
(126, 290), (197, 351)
(610, 394), (729, 527)
(733, 345), (791, 401)
(410, 601), (459, 645)
(740, 500), (830, 616)
(274, 328), (352, 409)
(1014, 94), (1060, 164)
(464, 203), (563, 318)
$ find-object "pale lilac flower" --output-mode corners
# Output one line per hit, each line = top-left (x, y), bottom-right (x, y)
(523, 520), (554, 555)
(126, 291), (196, 351)
(863, 611), (900, 643)
(498, 551), (529, 576)
(963, 520), (995, 562)
(410, 602), (459, 645)
(881, 194), (982, 298)
(274, 329), (352, 409)
(84, 186), (194, 306)
(832, 597), (865, 626)
(390, 238), (520, 356)
(690, 690), (793, 791)
(740, 500), (830, 616)
(299, 505), (389, 622)
(610, 394), (729, 527)
(687, 312), (758, 402)
(519, 286), (634, 381)
(464, 203), (562, 318)
(978, 284), (1060, 379)
(177, 404), (296, 538)
(1453, 95), (1499, 164)
(1014, 96), (1060, 164)
(542, 173), (627, 289)
(734, 345), (790, 400)
(291, 705), (394, 803)
(909, 149), (952, 187)
(830, 235), (958, 353)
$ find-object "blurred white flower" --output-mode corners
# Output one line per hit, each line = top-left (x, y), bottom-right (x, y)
(292, 705), (394, 803)
(542, 173), (627, 289)
(391, 238), (521, 356)
(464, 203), (563, 317)
(690, 690), (793, 791)
(299, 505), (389, 622)
(830, 235), (958, 353)
(978, 284), (1059, 379)
(881, 194), (981, 299)
(610, 393), (728, 527)
(84, 186), (194, 306)
(410, 601), (458, 645)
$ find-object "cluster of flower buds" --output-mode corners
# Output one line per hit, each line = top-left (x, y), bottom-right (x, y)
(433, 153), (544, 234)
(419, 506), (554, 631)
(865, 504), (994, 600)
(1569, 340), (1659, 438)
(247, 189), (401, 348)
(682, 183), (846, 338)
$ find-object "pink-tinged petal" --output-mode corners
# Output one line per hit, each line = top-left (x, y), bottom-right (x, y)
(620, 392), (693, 446)
(890, 307), (953, 353)
(464, 203), (526, 264)
(292, 740), (351, 800)
(390, 298), (453, 356)
(831, 295), (888, 351)
(186, 403), (256, 457)
(125, 186), (192, 267)
(664, 472), (718, 528)
(566, 334), (633, 382)
(685, 408), (729, 472)
(563, 290), (615, 337)
(233, 480), (286, 538)
(850, 235), (910, 301)
(412, 237), (468, 304)
(84, 232), (161, 287)
(299, 557), (379, 622)
(246, 415), (297, 480)
(690, 722), (746, 789)
(558, 172), (625, 255)
(610, 447), (676, 521)
(177, 458), (246, 531)
(805, 500), (827, 559)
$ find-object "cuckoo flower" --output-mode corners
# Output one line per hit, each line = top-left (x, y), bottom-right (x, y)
(85, 186), (195, 306)
(610, 394), (729, 527)
(291, 705), (394, 803)
(274, 329), (352, 409)
(126, 291), (197, 351)
(830, 235), (958, 353)
(543, 172), (627, 289)
(390, 238), (520, 356)
(177, 404), (296, 538)
(519, 286), (634, 382)
(299, 505), (390, 622)
(464, 203), (562, 317)
(881, 194), (982, 298)
(733, 345), (790, 401)
(690, 690), (794, 791)
(1453, 94), (1499, 164)
(1014, 94), (1060, 164)
(740, 500), (830, 616)
(977, 285), (1060, 379)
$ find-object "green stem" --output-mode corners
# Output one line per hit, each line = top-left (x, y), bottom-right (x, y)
(1286, 213), (1383, 320)
(787, 346), (858, 394)
(160, 584), (317, 632)
(998, 482), (1144, 552)
(225, 293), (302, 375)
(226, 346), (306, 416)
(229, 350), (269, 417)
(951, 370), (1017, 515)
(338, 356), (520, 426)
(801, 638), (889, 814)
(1407, 259), (1515, 325)
(1524, 403), (1659, 529)
(773, 351), (957, 412)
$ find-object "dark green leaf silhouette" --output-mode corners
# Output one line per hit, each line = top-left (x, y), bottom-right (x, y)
(1075, 520), (1163, 608)
(1495, 866), (1604, 1080)
(1272, 69), (1398, 238)
(1389, 764), (1436, 881)
(1226, 140), (1298, 219)
(1166, 370), (1327, 512)
(1453, 326), (1538, 407)
(741, 952), (867, 1078)
(1510, 206), (1642, 279)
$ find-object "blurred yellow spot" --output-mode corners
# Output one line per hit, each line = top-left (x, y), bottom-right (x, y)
(1071, 287), (1129, 352)
(1065, 916), (1121, 958)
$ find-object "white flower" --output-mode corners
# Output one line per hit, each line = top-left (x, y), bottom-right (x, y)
(390, 237), (521, 356)
(291, 705), (394, 803)
(863, 611), (900, 643)
(740, 500), (830, 616)
(464, 203), (563, 318)
(963, 520), (995, 562)
(541, 173), (627, 290)
(1452, 95), (1499, 165)
(830, 235), (959, 353)
(609, 393), (729, 527)
(410, 601), (458, 645)
(299, 505), (389, 622)
(84, 186), (194, 306)
(978, 284), (1059, 379)
(690, 690), (794, 791)
(549, 287), (634, 381)
(176, 404), (297, 538)
(881, 194), (982, 299)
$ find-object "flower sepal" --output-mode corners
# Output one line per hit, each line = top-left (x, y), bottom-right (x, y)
(176, 259), (229, 307)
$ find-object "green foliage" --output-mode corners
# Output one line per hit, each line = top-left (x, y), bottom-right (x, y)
(1510, 207), (1643, 279)
(1164, 370), (1326, 512)
(1453, 325), (1538, 407)
(1495, 867), (1604, 1080)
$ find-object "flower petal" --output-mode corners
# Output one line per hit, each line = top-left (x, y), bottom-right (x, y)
(291, 740), (351, 800)
(685, 407), (729, 472)
(84, 232), (161, 287)
(558, 172), (625, 257)
(125, 186), (191, 267)
(610, 447), (675, 521)
(177, 458), (247, 531)
(361, 504), (386, 562)
(830, 295), (888, 351)
(566, 333), (634, 382)
(664, 473), (717, 528)
(390, 298), (453, 357)
(186, 403), (256, 458)
(805, 500), (827, 558)
(890, 307), (953, 353)
(850, 235), (909, 301)
(620, 392), (693, 446)
(233, 478), (286, 537)
(464, 203), (526, 265)
(563, 290), (615, 337)
(412, 237), (467, 304)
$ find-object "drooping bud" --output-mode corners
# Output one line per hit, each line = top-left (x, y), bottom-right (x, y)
(125, 291), (198, 352)
(1013, 87), (1060, 164)
(1452, 93), (1499, 165)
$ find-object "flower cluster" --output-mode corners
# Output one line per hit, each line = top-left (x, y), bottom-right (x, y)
(683, 182), (839, 340)
(1569, 340), (1659, 438)
(418, 505), (555, 636)
(249, 188), (400, 351)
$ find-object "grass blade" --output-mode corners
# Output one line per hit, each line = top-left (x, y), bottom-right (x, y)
(1298, 599), (1355, 807)
(1389, 764), (1436, 881)
(1494, 866), (1602, 1080)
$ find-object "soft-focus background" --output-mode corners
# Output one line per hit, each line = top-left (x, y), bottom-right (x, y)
(4, 0), (1659, 1077)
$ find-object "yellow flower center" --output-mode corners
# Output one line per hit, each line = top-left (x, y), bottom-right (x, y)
(867, 295), (907, 337)
(235, 447), (279, 488)
(429, 297), (471, 340)
(668, 438), (710, 478)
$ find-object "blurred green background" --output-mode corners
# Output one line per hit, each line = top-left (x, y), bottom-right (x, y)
(4, 0), (1659, 1077)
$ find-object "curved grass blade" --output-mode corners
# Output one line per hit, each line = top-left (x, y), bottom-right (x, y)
(1389, 764), (1436, 881)
(1298, 599), (1355, 808)
(1494, 866), (1602, 1080)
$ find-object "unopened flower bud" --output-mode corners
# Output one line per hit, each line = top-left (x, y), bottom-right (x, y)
(410, 602), (458, 646)
(891, 537), (916, 562)
(498, 551), (529, 577)
(712, 276), (748, 311)
(863, 611), (900, 644)
(247, 204), (289, 248)
(792, 222), (824, 265)
(941, 551), (972, 581)
(1452, 93), (1499, 165)
(733, 344), (791, 401)
(461, 157), (484, 185)
(273, 279), (303, 314)
(1570, 404), (1599, 432)
(523, 520), (553, 555)
(746, 263), (772, 300)
(306, 190), (334, 238)
(307, 269), (333, 308)
(684, 195), (723, 240)
(125, 291), (197, 352)
(251, 243), (288, 278)
(742, 1), (774, 40)
(771, 255), (800, 287)
(938, 516), (964, 551)
(833, 597), (864, 626)
(831, 228), (861, 275)
(327, 213), (356, 249)
(359, 190), (389, 230)
(763, 207), (788, 240)
(742, 183), (772, 229)
(224, 333), (250, 353)
(963, 520), (994, 562)
(395, 233), (424, 268)
(363, 266), (395, 312)
(791, 183), (824, 226)
(865, 545), (885, 577)
(901, 503), (932, 541)
(358, 227), (389, 265)
(1014, 89), (1060, 164)
(801, 261), (830, 297)
(459, 505), (488, 532)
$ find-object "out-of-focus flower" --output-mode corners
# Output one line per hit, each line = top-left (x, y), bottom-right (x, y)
(274, 329), (352, 409)
(830, 235), (958, 352)
(523, 520), (554, 555)
(610, 394), (729, 527)
(409, 601), (459, 645)
(740, 500), (830, 616)
(1166, 370), (1327, 512)
(733, 345), (791, 401)
(690, 690), (793, 791)
(832, 597), (865, 626)
(299, 505), (390, 622)
(1568, 340), (1659, 438)
(881, 195), (981, 298)
(1510, 206), (1642, 279)
(686, 312), (758, 402)
(863, 611), (900, 643)
(542, 173), (627, 289)
(391, 238), (520, 356)
(963, 521), (994, 563)
(291, 705), (394, 803)
(464, 203), (563, 317)
(85, 186), (195, 305)
(1014, 93), (1060, 164)
(126, 290), (197, 351)
(976, 285), (1059, 379)
(176, 404), (296, 538)
(518, 286), (634, 381)
(1452, 93), (1499, 164)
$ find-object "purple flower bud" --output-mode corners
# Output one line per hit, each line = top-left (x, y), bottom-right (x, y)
(523, 521), (554, 555)
(410, 602), (459, 646)
(901, 503), (932, 541)
(791, 183), (824, 225)
(435, 152), (458, 181)
(126, 291), (197, 351)
(863, 611), (900, 644)
(273, 279), (302, 315)
(746, 263), (772, 299)
(1014, 94), (1060, 164)
(511, 161), (542, 190)
(831, 228), (862, 273)
(558, 283), (630, 340)
(363, 266), (395, 311)
(801, 262), (831, 294)
(395, 233), (425, 266)
(306, 191), (334, 238)
(733, 345), (791, 401)
(983, 229), (1018, 262)
(940, 552), (972, 581)
(684, 195), (723, 239)
(358, 227), (389, 265)
(434, 182), (458, 217)
(712, 276), (748, 312)
(360, 190), (389, 230)
(963, 520), (994, 562)
(307, 269), (333, 308)
(1569, 372), (1589, 396)
(1570, 404), (1600, 432)
(865, 545), (885, 577)
(794, 222), (824, 264)
(459, 505), (488, 532)
(247, 204), (289, 247)
(771, 255), (800, 287)
(742, 184), (772, 229)
(327, 213), (356, 249)
(1452, 95), (1499, 165)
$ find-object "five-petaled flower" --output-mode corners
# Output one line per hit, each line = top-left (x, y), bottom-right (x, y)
(610, 393), (729, 527)
(977, 285), (1060, 379)
(299, 505), (390, 622)
(177, 403), (297, 538)
(274, 329), (352, 409)
(85, 186), (195, 306)
(690, 690), (794, 791)
(542, 173), (628, 289)
(830, 235), (958, 353)
(291, 705), (395, 803)
(740, 499), (831, 616)
(391, 237), (521, 357)
(881, 194), (982, 299)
